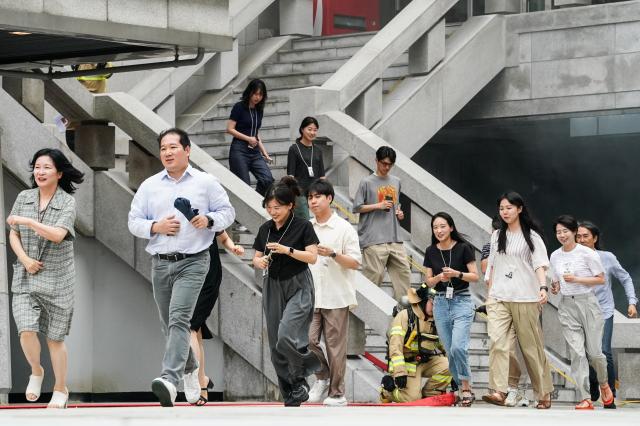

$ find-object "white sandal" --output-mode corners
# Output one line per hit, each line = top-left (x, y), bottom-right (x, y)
(25, 374), (44, 402)
(47, 388), (69, 409)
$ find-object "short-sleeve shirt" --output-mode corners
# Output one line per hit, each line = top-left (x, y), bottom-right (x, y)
(286, 141), (325, 191)
(253, 214), (320, 280)
(423, 242), (475, 294)
(10, 187), (76, 297)
(229, 102), (262, 144)
(550, 244), (604, 296)
(486, 229), (549, 302)
(353, 174), (403, 249)
(481, 242), (491, 260)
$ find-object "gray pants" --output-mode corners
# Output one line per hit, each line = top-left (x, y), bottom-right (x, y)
(263, 269), (320, 396)
(152, 251), (209, 386)
(558, 292), (608, 401)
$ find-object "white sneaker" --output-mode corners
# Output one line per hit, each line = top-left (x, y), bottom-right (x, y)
(323, 395), (348, 406)
(308, 379), (330, 403)
(235, 225), (248, 232)
(505, 387), (528, 407)
(151, 377), (177, 407)
(183, 368), (201, 404)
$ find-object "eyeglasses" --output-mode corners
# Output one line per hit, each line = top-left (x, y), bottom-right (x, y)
(377, 160), (394, 167)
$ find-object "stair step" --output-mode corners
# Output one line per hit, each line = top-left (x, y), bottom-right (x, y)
(196, 138), (293, 159)
(277, 45), (363, 62)
(211, 98), (290, 118)
(291, 32), (376, 50)
(217, 151), (289, 168)
(263, 54), (408, 75)
(191, 124), (290, 144)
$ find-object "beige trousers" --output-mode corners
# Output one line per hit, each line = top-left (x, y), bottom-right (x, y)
(487, 301), (553, 399)
(362, 243), (411, 302)
(308, 307), (349, 398)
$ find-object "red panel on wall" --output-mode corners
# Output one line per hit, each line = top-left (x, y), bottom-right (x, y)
(313, 0), (380, 36)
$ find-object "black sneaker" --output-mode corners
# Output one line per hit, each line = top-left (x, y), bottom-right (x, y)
(286, 381), (309, 406)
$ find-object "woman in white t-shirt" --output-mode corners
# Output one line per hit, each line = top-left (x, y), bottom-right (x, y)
(549, 215), (614, 410)
(483, 191), (553, 409)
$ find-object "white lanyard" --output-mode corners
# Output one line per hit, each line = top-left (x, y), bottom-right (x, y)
(295, 141), (314, 177)
(248, 107), (257, 137)
(263, 214), (295, 275)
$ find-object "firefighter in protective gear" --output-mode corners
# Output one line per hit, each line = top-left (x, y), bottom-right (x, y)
(380, 285), (452, 403)
(74, 63), (112, 93)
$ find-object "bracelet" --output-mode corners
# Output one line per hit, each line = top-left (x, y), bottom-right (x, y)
(539, 285), (549, 292)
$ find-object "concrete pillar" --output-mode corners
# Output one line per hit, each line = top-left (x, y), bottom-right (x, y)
(279, 0), (313, 36)
(617, 352), (640, 399)
(345, 79), (382, 129)
(347, 312), (366, 355)
(0, 132), (12, 396)
(553, 0), (591, 6)
(485, 0), (522, 13)
(1, 77), (45, 122)
(314, 138), (334, 171)
(127, 140), (163, 191)
(155, 95), (176, 127)
(204, 39), (239, 90)
(408, 19), (445, 75)
(347, 158), (371, 200)
(74, 121), (116, 171)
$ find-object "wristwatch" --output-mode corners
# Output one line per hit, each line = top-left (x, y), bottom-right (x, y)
(539, 285), (549, 292)
(330, 251), (337, 258)
(289, 247), (294, 255)
(458, 272), (464, 279)
(207, 217), (214, 229)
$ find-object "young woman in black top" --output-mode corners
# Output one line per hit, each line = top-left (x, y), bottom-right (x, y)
(252, 176), (320, 406)
(286, 116), (325, 219)
(423, 212), (479, 406)
(227, 79), (274, 196)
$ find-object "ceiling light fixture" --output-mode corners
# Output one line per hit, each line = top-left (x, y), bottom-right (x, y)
(9, 31), (32, 36)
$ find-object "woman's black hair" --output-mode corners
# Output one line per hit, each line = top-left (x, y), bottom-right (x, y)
(30, 148), (84, 194)
(430, 212), (470, 247)
(241, 79), (268, 112)
(296, 116), (319, 143)
(578, 220), (602, 250)
(496, 191), (545, 254)
(553, 214), (578, 234)
(262, 176), (301, 209)
(491, 215), (502, 231)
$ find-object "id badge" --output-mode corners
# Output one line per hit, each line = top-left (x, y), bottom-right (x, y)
(307, 166), (314, 177)
(446, 286), (454, 299)
(262, 268), (268, 277)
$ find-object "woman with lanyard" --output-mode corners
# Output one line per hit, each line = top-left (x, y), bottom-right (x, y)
(286, 116), (325, 219)
(252, 176), (321, 406)
(7, 148), (83, 408)
(577, 221), (637, 405)
(483, 191), (553, 409)
(549, 215), (613, 410)
(227, 79), (274, 198)
(423, 212), (479, 406)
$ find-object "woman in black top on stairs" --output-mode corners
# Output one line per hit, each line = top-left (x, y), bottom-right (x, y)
(227, 79), (274, 197)
(286, 116), (325, 219)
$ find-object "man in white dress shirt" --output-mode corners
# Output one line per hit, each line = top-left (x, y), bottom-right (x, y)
(128, 128), (235, 406)
(306, 179), (361, 406)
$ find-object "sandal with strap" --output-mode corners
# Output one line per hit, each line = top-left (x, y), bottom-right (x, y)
(600, 384), (615, 409)
(482, 391), (507, 406)
(195, 377), (214, 406)
(575, 399), (594, 410)
(47, 388), (69, 409)
(536, 393), (552, 409)
(459, 390), (475, 407)
(26, 373), (44, 402)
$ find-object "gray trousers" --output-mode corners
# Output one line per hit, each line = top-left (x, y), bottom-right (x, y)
(263, 269), (320, 396)
(152, 251), (209, 386)
(558, 292), (608, 401)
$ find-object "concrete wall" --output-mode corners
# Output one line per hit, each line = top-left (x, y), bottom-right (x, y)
(459, 1), (640, 120)
(3, 170), (224, 395)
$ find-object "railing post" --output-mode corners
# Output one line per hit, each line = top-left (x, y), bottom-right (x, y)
(408, 19), (445, 75)
(74, 120), (115, 171)
(2, 77), (45, 121)
(485, 0), (522, 13)
(128, 140), (163, 191)
(345, 79), (382, 128)
(204, 39), (239, 90)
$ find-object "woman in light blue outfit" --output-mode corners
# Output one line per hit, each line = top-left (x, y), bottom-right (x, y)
(577, 221), (638, 403)
(423, 212), (479, 406)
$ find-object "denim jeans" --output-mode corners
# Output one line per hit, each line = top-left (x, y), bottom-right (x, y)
(229, 140), (274, 196)
(151, 251), (209, 386)
(433, 294), (474, 383)
(589, 315), (616, 396)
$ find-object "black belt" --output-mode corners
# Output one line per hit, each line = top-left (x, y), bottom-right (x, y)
(155, 251), (204, 261)
(435, 291), (471, 298)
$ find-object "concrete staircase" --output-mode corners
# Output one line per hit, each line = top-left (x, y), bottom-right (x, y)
(188, 32), (408, 184)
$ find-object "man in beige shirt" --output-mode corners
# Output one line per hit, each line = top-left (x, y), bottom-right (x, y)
(306, 179), (361, 406)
